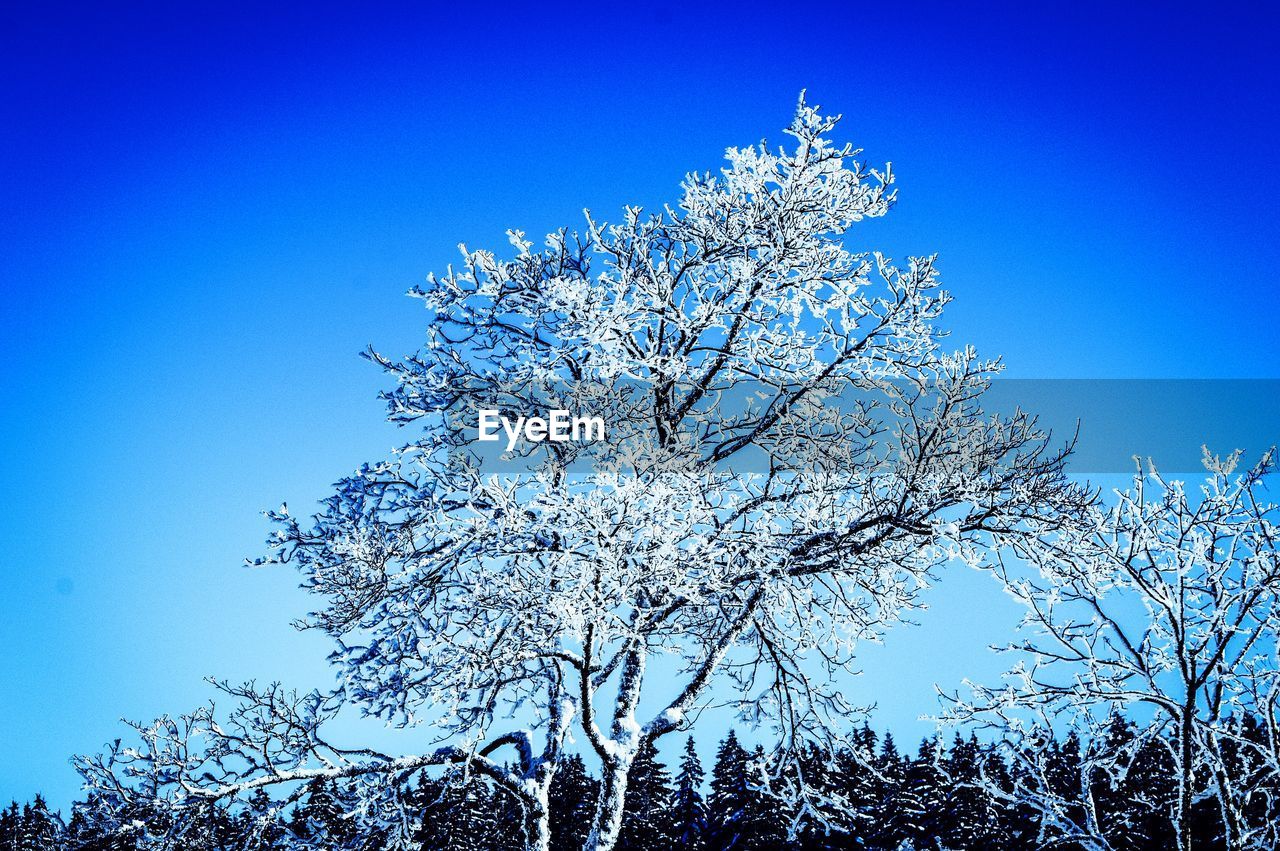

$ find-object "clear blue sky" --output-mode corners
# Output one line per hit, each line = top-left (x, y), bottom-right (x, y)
(2, 1), (1278, 813)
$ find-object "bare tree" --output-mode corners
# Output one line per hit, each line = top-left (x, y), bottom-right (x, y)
(947, 448), (1280, 851)
(77, 96), (1087, 851)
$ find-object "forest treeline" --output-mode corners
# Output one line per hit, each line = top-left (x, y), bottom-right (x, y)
(5, 714), (1275, 850)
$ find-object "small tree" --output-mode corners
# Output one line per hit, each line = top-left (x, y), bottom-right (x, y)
(948, 449), (1280, 851)
(672, 739), (708, 851)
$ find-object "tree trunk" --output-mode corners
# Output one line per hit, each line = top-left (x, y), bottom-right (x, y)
(1178, 702), (1194, 851)
(527, 802), (551, 851)
(584, 761), (631, 851)
(582, 642), (648, 851)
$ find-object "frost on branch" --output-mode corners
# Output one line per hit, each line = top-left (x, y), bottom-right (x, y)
(946, 450), (1280, 851)
(77, 95), (1088, 851)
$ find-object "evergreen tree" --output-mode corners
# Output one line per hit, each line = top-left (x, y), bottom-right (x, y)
(828, 725), (879, 848)
(36, 716), (1276, 851)
(738, 746), (788, 851)
(1126, 729), (1177, 851)
(901, 738), (945, 851)
(232, 788), (287, 850)
(169, 801), (235, 850)
(936, 734), (1001, 850)
(868, 732), (912, 851)
(64, 794), (136, 851)
(1, 803), (19, 851)
(787, 742), (843, 851)
(708, 731), (751, 851)
(977, 746), (1013, 850)
(999, 746), (1040, 851)
(1047, 731), (1085, 842)
(414, 774), (502, 851)
(497, 782), (531, 851)
(671, 738), (708, 851)
(617, 738), (674, 851)
(1091, 714), (1147, 850)
(1220, 714), (1273, 846)
(290, 779), (354, 848)
(549, 755), (597, 851)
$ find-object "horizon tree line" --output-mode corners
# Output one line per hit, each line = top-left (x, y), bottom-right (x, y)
(8, 716), (1276, 850)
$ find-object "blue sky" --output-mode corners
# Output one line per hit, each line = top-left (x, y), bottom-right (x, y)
(2, 1), (1278, 813)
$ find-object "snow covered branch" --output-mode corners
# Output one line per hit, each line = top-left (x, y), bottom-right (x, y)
(948, 449), (1280, 851)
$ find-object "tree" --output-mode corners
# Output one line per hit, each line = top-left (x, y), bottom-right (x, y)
(903, 737), (947, 851)
(936, 734), (998, 850)
(234, 788), (287, 850)
(867, 732), (912, 851)
(708, 731), (752, 850)
(739, 746), (789, 850)
(784, 741), (843, 850)
(545, 757), (593, 849)
(706, 733), (791, 851)
(413, 773), (502, 851)
(549, 756), (598, 851)
(825, 725), (878, 847)
(74, 95), (1086, 851)
(616, 739), (673, 851)
(1, 802), (17, 850)
(672, 739), (708, 851)
(948, 450), (1280, 850)
(290, 779), (356, 848)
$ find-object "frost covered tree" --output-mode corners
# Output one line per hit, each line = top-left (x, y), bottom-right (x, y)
(0, 797), (64, 851)
(707, 730), (752, 850)
(671, 739), (708, 851)
(947, 449), (1280, 851)
(867, 733), (913, 850)
(74, 95), (1086, 851)
(236, 788), (288, 850)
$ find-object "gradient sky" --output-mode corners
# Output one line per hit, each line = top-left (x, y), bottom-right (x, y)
(2, 1), (1278, 813)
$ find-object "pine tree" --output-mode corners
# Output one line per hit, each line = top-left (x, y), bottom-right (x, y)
(828, 725), (879, 848)
(1218, 715), (1269, 846)
(868, 732), (912, 851)
(617, 738), (674, 851)
(1091, 714), (1146, 850)
(234, 788), (287, 850)
(1127, 730), (1177, 851)
(977, 746), (1013, 850)
(999, 747), (1040, 851)
(708, 731), (751, 851)
(0, 802), (18, 851)
(671, 738), (708, 851)
(290, 779), (354, 848)
(936, 733), (1002, 850)
(40, 718), (1267, 851)
(1046, 730), (1085, 844)
(414, 775), (502, 851)
(64, 794), (130, 851)
(898, 737), (945, 851)
(787, 742), (842, 851)
(738, 746), (788, 851)
(549, 755), (597, 851)
(409, 775), (448, 850)
(62, 792), (181, 850)
(0, 803), (17, 849)
(170, 801), (236, 850)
